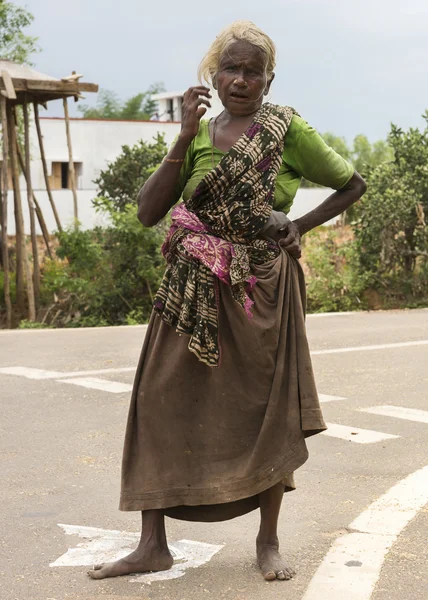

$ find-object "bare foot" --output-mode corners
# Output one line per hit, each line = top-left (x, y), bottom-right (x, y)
(87, 542), (174, 580)
(256, 539), (296, 581)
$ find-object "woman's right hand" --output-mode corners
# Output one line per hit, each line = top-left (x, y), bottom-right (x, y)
(180, 86), (212, 140)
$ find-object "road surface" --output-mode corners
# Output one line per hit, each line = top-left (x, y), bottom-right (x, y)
(1, 309), (427, 600)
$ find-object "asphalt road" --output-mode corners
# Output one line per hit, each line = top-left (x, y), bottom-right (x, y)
(1, 309), (427, 600)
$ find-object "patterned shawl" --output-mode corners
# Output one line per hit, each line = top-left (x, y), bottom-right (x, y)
(153, 103), (296, 367)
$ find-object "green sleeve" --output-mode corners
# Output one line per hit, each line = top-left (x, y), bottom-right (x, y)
(285, 116), (354, 189)
(169, 134), (194, 204)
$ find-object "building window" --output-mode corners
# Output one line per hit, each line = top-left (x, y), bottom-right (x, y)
(49, 162), (82, 190)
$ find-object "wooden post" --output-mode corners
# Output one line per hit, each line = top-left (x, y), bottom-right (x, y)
(7, 104), (36, 321)
(33, 103), (63, 232)
(0, 95), (12, 327)
(23, 103), (40, 303)
(63, 97), (78, 226)
(16, 144), (52, 259)
(7, 105), (24, 314)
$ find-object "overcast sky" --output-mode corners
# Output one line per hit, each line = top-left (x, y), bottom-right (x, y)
(22, 0), (428, 142)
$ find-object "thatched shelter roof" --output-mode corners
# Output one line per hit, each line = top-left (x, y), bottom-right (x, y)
(0, 59), (98, 105)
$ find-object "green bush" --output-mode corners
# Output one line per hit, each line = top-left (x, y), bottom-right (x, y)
(93, 134), (168, 212)
(304, 228), (369, 313)
(352, 116), (428, 305)
(18, 319), (52, 329)
(38, 202), (166, 328)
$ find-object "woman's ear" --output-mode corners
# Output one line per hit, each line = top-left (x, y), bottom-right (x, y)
(264, 72), (275, 95)
(212, 74), (217, 90)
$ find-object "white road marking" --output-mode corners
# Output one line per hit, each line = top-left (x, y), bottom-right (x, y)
(321, 423), (400, 444)
(60, 367), (135, 378)
(0, 366), (135, 379)
(361, 405), (428, 424)
(319, 394), (346, 403)
(312, 339), (428, 356)
(51, 524), (223, 584)
(302, 465), (428, 600)
(56, 377), (132, 394)
(0, 324), (148, 334)
(0, 366), (65, 379)
(307, 311), (356, 318)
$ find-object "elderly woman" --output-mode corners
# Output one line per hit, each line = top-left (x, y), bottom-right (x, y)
(88, 21), (366, 582)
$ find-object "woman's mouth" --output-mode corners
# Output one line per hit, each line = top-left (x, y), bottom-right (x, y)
(230, 91), (249, 100)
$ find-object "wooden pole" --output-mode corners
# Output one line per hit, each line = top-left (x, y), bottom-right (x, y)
(23, 103), (40, 304)
(7, 105), (24, 315)
(16, 145), (52, 259)
(0, 96), (12, 327)
(33, 103), (63, 232)
(7, 104), (36, 321)
(62, 97), (78, 226)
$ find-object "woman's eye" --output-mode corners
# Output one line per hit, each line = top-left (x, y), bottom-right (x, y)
(225, 66), (236, 72)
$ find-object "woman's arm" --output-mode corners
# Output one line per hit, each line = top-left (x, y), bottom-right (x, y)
(279, 171), (366, 258)
(137, 86), (211, 227)
(294, 171), (366, 235)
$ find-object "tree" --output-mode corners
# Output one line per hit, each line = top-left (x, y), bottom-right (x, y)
(93, 134), (168, 212)
(0, 1), (39, 64)
(352, 134), (394, 175)
(352, 114), (428, 302)
(78, 83), (165, 121)
(78, 90), (122, 120)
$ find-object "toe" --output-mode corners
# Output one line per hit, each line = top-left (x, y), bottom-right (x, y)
(88, 570), (102, 579)
(277, 570), (286, 580)
(263, 570), (277, 581)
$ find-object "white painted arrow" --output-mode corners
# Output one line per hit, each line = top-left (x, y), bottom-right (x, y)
(50, 524), (223, 584)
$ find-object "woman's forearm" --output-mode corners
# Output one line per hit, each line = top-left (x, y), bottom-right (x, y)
(294, 172), (367, 235)
(137, 134), (193, 227)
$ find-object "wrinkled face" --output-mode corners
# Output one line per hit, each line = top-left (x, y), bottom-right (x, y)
(214, 40), (274, 116)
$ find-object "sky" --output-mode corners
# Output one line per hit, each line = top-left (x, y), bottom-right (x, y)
(19, 0), (428, 142)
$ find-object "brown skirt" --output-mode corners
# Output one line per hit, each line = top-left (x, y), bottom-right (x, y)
(119, 248), (326, 522)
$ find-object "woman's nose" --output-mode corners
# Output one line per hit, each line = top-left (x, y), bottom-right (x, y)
(234, 72), (246, 86)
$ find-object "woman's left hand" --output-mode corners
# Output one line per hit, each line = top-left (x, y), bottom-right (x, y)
(278, 221), (302, 259)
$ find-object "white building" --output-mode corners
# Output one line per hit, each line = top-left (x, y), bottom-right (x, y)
(6, 116), (181, 234)
(6, 91), (337, 235)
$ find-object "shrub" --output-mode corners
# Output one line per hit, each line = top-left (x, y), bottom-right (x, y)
(303, 228), (369, 313)
(39, 202), (166, 328)
(352, 116), (428, 305)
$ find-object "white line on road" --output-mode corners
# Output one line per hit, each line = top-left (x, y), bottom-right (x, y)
(0, 366), (135, 379)
(321, 423), (400, 444)
(302, 465), (428, 600)
(312, 339), (428, 356)
(307, 311), (356, 318)
(60, 367), (135, 378)
(361, 405), (428, 424)
(56, 377), (133, 394)
(0, 366), (65, 379)
(319, 394), (346, 403)
(51, 524), (223, 584)
(0, 324), (149, 334)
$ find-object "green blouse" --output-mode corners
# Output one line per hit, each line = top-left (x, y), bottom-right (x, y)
(173, 114), (354, 215)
